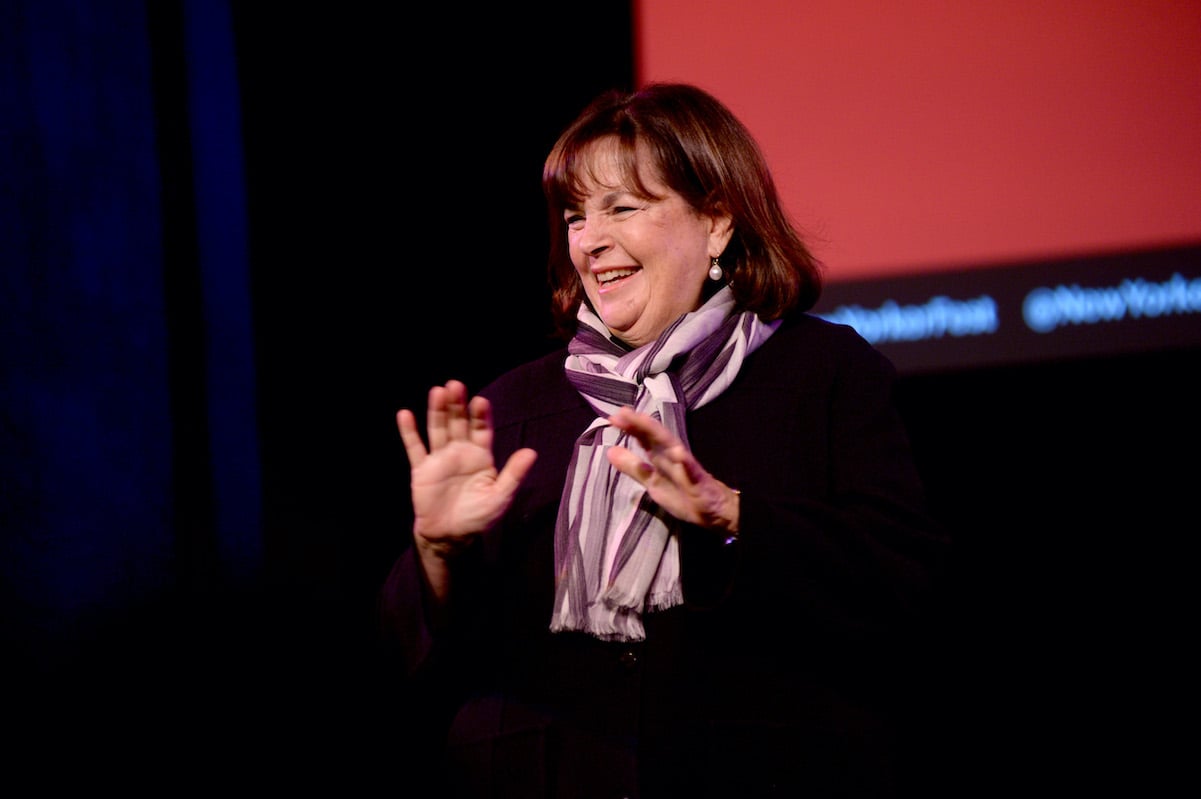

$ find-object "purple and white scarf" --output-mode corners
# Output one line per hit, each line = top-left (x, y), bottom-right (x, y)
(549, 286), (779, 641)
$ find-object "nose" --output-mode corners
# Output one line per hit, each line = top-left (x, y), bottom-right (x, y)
(575, 214), (611, 258)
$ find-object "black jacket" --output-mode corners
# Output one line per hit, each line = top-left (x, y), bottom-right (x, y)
(379, 311), (950, 798)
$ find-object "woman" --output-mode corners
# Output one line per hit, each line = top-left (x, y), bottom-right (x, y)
(379, 82), (949, 798)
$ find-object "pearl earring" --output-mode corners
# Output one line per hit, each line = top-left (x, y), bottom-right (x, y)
(708, 257), (724, 282)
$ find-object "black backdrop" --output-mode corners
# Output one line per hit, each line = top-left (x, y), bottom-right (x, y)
(5, 1), (1197, 793)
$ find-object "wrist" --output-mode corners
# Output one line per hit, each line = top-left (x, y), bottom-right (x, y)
(415, 530), (474, 560)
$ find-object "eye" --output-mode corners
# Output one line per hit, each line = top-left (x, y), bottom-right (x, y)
(564, 212), (585, 231)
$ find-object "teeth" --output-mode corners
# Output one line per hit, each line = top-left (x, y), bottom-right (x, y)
(599, 268), (638, 285)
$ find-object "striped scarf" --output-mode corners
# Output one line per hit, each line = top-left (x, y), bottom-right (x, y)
(550, 286), (779, 641)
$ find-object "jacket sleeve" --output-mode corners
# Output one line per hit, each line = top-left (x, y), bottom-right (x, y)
(377, 544), (435, 678)
(376, 532), (495, 764)
(682, 323), (950, 651)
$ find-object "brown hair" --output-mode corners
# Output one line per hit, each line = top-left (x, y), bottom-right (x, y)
(542, 82), (823, 339)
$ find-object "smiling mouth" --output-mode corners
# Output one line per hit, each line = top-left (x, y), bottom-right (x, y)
(598, 268), (640, 286)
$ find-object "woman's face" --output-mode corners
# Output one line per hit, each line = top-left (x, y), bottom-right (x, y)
(565, 138), (732, 348)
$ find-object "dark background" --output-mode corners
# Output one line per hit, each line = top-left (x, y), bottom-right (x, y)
(4, 1), (1196, 793)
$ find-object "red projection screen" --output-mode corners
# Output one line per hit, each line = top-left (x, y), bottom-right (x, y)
(634, 1), (1201, 373)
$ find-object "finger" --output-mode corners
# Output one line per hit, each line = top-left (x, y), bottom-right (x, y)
(444, 380), (470, 441)
(426, 384), (450, 449)
(396, 408), (428, 467)
(606, 446), (654, 484)
(609, 406), (677, 452)
(467, 395), (494, 450)
(496, 447), (538, 494)
(646, 440), (696, 478)
(610, 412), (705, 491)
(677, 455), (709, 487)
(611, 409), (691, 475)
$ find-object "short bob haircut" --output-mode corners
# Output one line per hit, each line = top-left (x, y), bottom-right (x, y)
(542, 81), (823, 340)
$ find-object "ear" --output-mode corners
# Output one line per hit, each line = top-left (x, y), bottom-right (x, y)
(706, 208), (735, 258)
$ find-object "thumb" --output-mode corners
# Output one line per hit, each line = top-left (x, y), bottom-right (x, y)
(496, 448), (538, 493)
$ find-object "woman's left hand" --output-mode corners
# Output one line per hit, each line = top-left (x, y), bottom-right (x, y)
(606, 406), (740, 535)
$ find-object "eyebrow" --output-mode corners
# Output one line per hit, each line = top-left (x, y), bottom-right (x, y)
(565, 189), (641, 213)
(598, 191), (627, 209)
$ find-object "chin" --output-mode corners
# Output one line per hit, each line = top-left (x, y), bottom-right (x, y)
(595, 306), (636, 335)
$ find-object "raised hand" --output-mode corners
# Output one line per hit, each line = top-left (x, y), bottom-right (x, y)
(397, 380), (537, 559)
(605, 406), (740, 534)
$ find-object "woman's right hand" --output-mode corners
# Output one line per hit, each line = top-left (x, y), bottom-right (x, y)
(396, 380), (537, 561)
